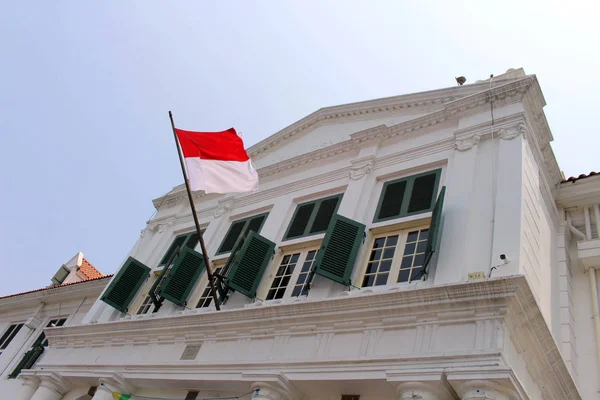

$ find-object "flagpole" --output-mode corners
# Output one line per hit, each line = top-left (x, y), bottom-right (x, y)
(168, 111), (221, 311)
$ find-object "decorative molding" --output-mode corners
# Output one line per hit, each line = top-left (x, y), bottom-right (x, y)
(150, 77), (537, 210)
(246, 375), (300, 400)
(349, 156), (375, 180)
(214, 197), (235, 218)
(455, 134), (481, 152)
(99, 373), (136, 395)
(497, 122), (526, 140)
(37, 372), (71, 395)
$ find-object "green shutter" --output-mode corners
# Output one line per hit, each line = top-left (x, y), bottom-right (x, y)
(160, 247), (206, 306)
(8, 345), (44, 379)
(226, 231), (275, 298)
(423, 186), (446, 273)
(101, 257), (150, 313)
(314, 214), (365, 286)
(51, 265), (70, 286)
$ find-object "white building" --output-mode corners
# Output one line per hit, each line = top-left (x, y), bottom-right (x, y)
(7, 68), (600, 399)
(0, 253), (110, 399)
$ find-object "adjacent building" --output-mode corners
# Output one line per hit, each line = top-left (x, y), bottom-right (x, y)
(4, 68), (600, 399)
(0, 253), (110, 399)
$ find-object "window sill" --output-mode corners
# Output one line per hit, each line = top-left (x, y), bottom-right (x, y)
(369, 213), (432, 234)
(278, 234), (325, 252)
(345, 279), (431, 296)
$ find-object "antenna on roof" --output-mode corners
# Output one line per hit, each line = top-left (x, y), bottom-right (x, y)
(455, 76), (466, 86)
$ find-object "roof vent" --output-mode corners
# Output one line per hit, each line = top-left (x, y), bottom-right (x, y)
(180, 344), (202, 360)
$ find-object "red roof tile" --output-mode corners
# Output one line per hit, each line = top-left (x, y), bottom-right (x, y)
(78, 258), (104, 280)
(0, 275), (113, 300)
(562, 171), (599, 183)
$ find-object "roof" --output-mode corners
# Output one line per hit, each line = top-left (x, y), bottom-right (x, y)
(78, 257), (104, 280)
(561, 171), (599, 183)
(0, 275), (113, 300)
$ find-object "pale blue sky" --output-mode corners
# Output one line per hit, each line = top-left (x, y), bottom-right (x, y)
(1, 1), (599, 296)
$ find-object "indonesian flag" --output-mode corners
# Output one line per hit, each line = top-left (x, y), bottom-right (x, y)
(175, 127), (258, 194)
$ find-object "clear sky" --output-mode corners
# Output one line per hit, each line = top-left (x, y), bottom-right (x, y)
(1, 1), (599, 296)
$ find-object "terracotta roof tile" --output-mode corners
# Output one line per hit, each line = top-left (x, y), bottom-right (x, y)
(78, 258), (104, 280)
(0, 275), (113, 300)
(562, 171), (599, 183)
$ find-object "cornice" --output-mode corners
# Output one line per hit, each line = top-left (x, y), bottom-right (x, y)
(557, 175), (600, 207)
(151, 77), (536, 210)
(0, 278), (109, 309)
(40, 276), (578, 398)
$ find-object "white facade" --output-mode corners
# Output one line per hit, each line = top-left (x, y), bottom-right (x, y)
(0, 253), (109, 400)
(7, 69), (600, 399)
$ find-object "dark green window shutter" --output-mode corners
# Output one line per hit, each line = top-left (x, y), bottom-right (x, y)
(160, 247), (205, 306)
(226, 231), (275, 298)
(309, 196), (340, 234)
(377, 180), (407, 220)
(285, 203), (315, 239)
(314, 214), (365, 286)
(51, 265), (70, 286)
(101, 257), (150, 313)
(423, 186), (446, 273)
(8, 345), (44, 379)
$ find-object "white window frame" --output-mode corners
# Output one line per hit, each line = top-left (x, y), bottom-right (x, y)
(357, 222), (430, 289)
(136, 295), (155, 315)
(259, 246), (320, 301)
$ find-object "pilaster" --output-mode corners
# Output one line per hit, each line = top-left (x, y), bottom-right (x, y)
(29, 373), (70, 400)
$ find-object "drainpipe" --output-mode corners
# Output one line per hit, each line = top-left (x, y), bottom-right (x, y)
(589, 267), (600, 370)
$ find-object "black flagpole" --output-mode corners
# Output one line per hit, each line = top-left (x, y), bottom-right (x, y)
(168, 111), (221, 311)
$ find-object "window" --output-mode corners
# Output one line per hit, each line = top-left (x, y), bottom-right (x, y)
(159, 232), (200, 266)
(217, 213), (268, 254)
(284, 194), (342, 240)
(9, 318), (67, 378)
(291, 249), (318, 297)
(267, 253), (299, 300)
(374, 169), (441, 222)
(264, 249), (319, 300)
(39, 318), (67, 347)
(0, 323), (24, 354)
(361, 227), (429, 287)
(136, 295), (154, 315)
(196, 265), (226, 308)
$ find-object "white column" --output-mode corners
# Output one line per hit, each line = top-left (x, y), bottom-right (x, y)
(584, 206), (593, 240)
(17, 377), (40, 400)
(90, 385), (114, 400)
(396, 381), (453, 400)
(251, 382), (292, 400)
(29, 379), (66, 400)
(455, 380), (512, 400)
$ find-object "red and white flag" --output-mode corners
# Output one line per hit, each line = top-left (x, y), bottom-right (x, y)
(175, 127), (258, 194)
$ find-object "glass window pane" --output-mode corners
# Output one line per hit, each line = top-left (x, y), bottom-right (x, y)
(267, 290), (276, 300)
(290, 253), (300, 263)
(373, 238), (386, 248)
(379, 260), (392, 272)
(414, 254), (425, 267)
(378, 180), (407, 219)
(369, 249), (382, 261)
(407, 173), (437, 213)
(362, 275), (375, 287)
(406, 231), (419, 243)
(297, 274), (307, 284)
(401, 256), (413, 269)
(375, 273), (389, 286)
(291, 286), (302, 297)
(386, 235), (399, 246)
(247, 215), (266, 235)
(218, 221), (246, 253)
(366, 262), (379, 274)
(417, 241), (427, 253)
(286, 203), (315, 238)
(419, 229), (429, 240)
(383, 248), (396, 259)
(309, 197), (340, 233)
(404, 243), (416, 255)
(398, 269), (410, 283)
